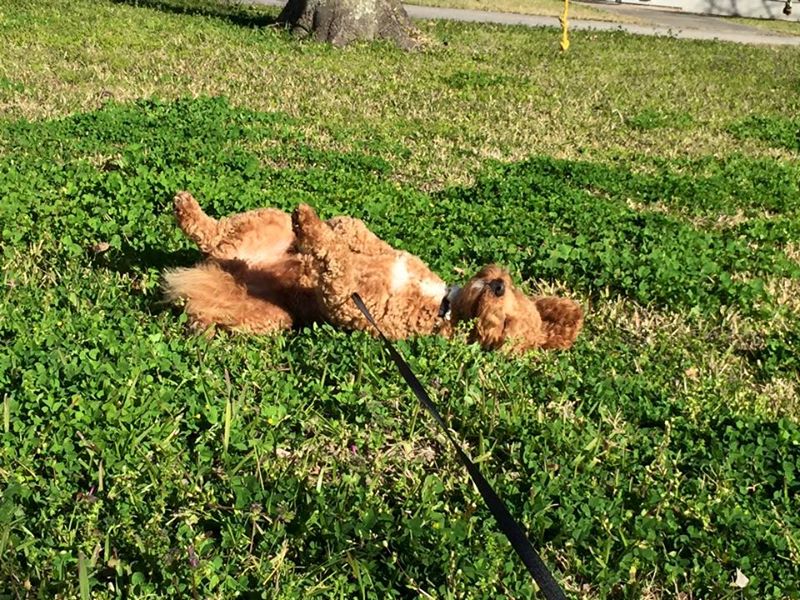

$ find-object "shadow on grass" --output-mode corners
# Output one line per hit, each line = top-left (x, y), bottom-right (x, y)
(111, 0), (284, 28)
(92, 245), (202, 314)
(96, 244), (200, 276)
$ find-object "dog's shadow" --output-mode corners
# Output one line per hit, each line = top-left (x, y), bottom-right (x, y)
(92, 243), (201, 315)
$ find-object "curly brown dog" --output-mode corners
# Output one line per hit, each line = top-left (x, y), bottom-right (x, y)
(163, 192), (583, 353)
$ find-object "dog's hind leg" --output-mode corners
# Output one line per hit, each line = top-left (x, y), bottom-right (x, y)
(174, 191), (222, 255)
(174, 191), (294, 267)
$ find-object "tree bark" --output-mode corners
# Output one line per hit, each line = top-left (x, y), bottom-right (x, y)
(279, 0), (421, 49)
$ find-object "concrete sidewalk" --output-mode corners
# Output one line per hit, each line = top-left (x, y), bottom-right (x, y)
(246, 0), (800, 45)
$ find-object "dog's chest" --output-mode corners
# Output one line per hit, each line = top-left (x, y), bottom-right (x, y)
(389, 253), (446, 301)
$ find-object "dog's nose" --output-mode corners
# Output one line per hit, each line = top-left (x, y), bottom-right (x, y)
(488, 278), (505, 297)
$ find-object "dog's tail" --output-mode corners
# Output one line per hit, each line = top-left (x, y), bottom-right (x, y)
(535, 297), (584, 350)
(162, 262), (293, 333)
(173, 191), (221, 254)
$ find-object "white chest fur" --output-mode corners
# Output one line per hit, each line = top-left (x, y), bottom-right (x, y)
(390, 254), (447, 301)
(390, 254), (411, 292)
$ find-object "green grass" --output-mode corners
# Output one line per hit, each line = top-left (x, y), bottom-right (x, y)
(729, 114), (800, 152)
(1, 1), (799, 598)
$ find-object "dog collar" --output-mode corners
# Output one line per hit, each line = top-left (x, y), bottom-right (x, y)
(438, 285), (461, 320)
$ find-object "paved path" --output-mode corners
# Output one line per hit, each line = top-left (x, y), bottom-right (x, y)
(246, 0), (800, 46)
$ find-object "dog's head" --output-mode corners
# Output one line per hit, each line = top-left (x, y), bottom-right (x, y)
(449, 265), (546, 353)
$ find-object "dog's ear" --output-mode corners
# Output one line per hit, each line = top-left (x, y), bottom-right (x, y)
(451, 266), (516, 350)
(471, 297), (507, 350)
(535, 297), (584, 349)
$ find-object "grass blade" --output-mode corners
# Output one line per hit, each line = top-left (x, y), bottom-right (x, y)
(223, 396), (232, 454)
(78, 551), (90, 600)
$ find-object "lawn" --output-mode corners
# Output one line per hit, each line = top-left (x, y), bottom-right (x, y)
(1, 0), (799, 598)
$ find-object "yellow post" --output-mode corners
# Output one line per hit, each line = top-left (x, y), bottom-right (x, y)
(560, 0), (570, 51)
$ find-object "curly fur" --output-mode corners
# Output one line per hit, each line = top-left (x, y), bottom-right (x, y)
(163, 192), (584, 353)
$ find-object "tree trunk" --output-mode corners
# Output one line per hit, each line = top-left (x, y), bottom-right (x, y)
(279, 0), (421, 49)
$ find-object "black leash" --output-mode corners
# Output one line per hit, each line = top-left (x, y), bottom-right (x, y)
(351, 293), (568, 600)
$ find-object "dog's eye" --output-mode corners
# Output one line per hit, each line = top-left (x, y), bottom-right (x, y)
(488, 279), (505, 297)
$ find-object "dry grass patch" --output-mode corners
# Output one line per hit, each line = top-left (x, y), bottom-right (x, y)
(757, 377), (800, 420)
(765, 275), (800, 316)
(1, 0), (800, 188)
(785, 242), (800, 263)
(728, 15), (800, 36)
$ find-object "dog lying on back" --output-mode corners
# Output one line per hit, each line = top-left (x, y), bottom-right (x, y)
(163, 192), (583, 353)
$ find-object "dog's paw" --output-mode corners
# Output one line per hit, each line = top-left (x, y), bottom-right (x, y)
(292, 203), (317, 229)
(173, 191), (200, 219)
